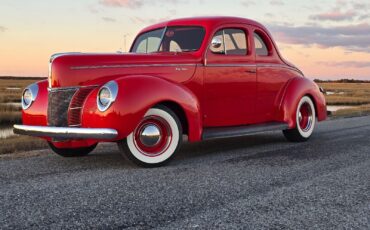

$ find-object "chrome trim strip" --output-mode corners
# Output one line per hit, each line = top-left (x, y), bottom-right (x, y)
(257, 64), (302, 74)
(13, 125), (118, 140)
(70, 63), (197, 70)
(69, 107), (82, 110)
(48, 85), (99, 92)
(206, 63), (256, 67)
(68, 124), (81, 127)
(204, 63), (301, 73)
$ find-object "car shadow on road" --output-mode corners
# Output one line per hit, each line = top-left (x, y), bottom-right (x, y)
(48, 132), (289, 169)
(174, 132), (285, 155)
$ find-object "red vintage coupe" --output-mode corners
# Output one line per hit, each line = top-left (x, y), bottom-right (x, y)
(14, 17), (326, 167)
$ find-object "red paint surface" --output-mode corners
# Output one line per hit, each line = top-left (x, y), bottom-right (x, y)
(21, 17), (326, 148)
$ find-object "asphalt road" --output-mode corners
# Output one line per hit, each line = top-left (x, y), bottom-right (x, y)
(0, 116), (369, 229)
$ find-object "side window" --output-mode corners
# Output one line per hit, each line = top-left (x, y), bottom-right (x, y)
(169, 41), (182, 52)
(224, 29), (247, 55)
(210, 28), (247, 55)
(254, 32), (268, 56)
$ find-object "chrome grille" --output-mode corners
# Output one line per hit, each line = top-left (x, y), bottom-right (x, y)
(47, 88), (77, 127)
(68, 86), (96, 127)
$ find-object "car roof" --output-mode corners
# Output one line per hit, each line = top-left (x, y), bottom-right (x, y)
(139, 16), (267, 34)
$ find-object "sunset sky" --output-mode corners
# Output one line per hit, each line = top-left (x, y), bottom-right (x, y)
(0, 0), (369, 79)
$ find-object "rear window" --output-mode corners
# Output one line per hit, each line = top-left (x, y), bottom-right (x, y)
(254, 32), (269, 56)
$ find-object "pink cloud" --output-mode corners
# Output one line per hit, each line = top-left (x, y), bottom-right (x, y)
(310, 10), (356, 21)
(318, 61), (370, 68)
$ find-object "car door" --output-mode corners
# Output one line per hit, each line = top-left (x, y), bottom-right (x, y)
(253, 29), (296, 123)
(203, 25), (257, 127)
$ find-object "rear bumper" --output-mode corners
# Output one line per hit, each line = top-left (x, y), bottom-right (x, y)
(13, 124), (118, 140)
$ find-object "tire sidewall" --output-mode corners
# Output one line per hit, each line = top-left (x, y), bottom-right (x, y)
(296, 96), (316, 139)
(125, 107), (181, 165)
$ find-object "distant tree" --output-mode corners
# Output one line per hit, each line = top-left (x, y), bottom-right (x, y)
(314, 78), (370, 83)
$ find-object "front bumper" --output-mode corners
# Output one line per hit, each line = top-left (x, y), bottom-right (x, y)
(13, 125), (118, 140)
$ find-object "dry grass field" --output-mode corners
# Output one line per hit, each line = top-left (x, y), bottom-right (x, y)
(317, 82), (370, 106)
(0, 78), (369, 155)
(317, 82), (370, 117)
(0, 77), (47, 155)
(0, 78), (39, 126)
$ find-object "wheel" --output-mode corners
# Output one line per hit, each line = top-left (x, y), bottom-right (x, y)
(283, 96), (316, 142)
(118, 105), (182, 167)
(48, 142), (97, 157)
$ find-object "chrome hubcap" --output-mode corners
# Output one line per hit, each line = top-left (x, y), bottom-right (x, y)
(298, 112), (303, 122)
(139, 124), (161, 147)
(299, 102), (313, 132)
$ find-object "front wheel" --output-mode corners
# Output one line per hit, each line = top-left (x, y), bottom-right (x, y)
(118, 105), (182, 167)
(283, 96), (316, 142)
(48, 142), (97, 157)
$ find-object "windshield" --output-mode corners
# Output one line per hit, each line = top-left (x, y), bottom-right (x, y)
(131, 26), (205, 53)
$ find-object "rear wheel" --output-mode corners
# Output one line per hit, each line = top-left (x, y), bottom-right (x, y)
(48, 142), (97, 157)
(283, 96), (316, 142)
(118, 105), (182, 167)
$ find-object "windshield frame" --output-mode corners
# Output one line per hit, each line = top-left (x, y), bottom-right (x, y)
(130, 26), (206, 53)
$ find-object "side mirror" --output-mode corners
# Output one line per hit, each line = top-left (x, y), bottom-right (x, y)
(211, 37), (222, 49)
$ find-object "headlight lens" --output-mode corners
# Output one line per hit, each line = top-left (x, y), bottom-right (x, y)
(98, 88), (111, 106)
(23, 89), (32, 106)
(97, 81), (118, 112)
(22, 83), (38, 110)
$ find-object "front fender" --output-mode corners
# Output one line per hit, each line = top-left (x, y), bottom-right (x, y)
(279, 77), (327, 128)
(22, 79), (48, 126)
(82, 75), (202, 142)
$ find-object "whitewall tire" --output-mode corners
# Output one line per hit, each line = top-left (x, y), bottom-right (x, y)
(283, 96), (316, 142)
(118, 105), (182, 167)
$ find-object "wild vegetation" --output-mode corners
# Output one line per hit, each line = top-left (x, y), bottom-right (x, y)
(317, 82), (370, 106)
(316, 82), (370, 117)
(0, 77), (47, 155)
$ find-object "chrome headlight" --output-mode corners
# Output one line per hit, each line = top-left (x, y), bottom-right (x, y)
(97, 81), (118, 112)
(22, 83), (38, 110)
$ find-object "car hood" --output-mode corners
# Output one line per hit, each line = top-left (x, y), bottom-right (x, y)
(49, 52), (201, 88)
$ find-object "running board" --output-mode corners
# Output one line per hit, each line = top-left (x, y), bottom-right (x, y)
(202, 122), (289, 140)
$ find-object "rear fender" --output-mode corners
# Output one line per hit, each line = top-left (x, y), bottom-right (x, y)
(278, 77), (327, 128)
(82, 75), (202, 142)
